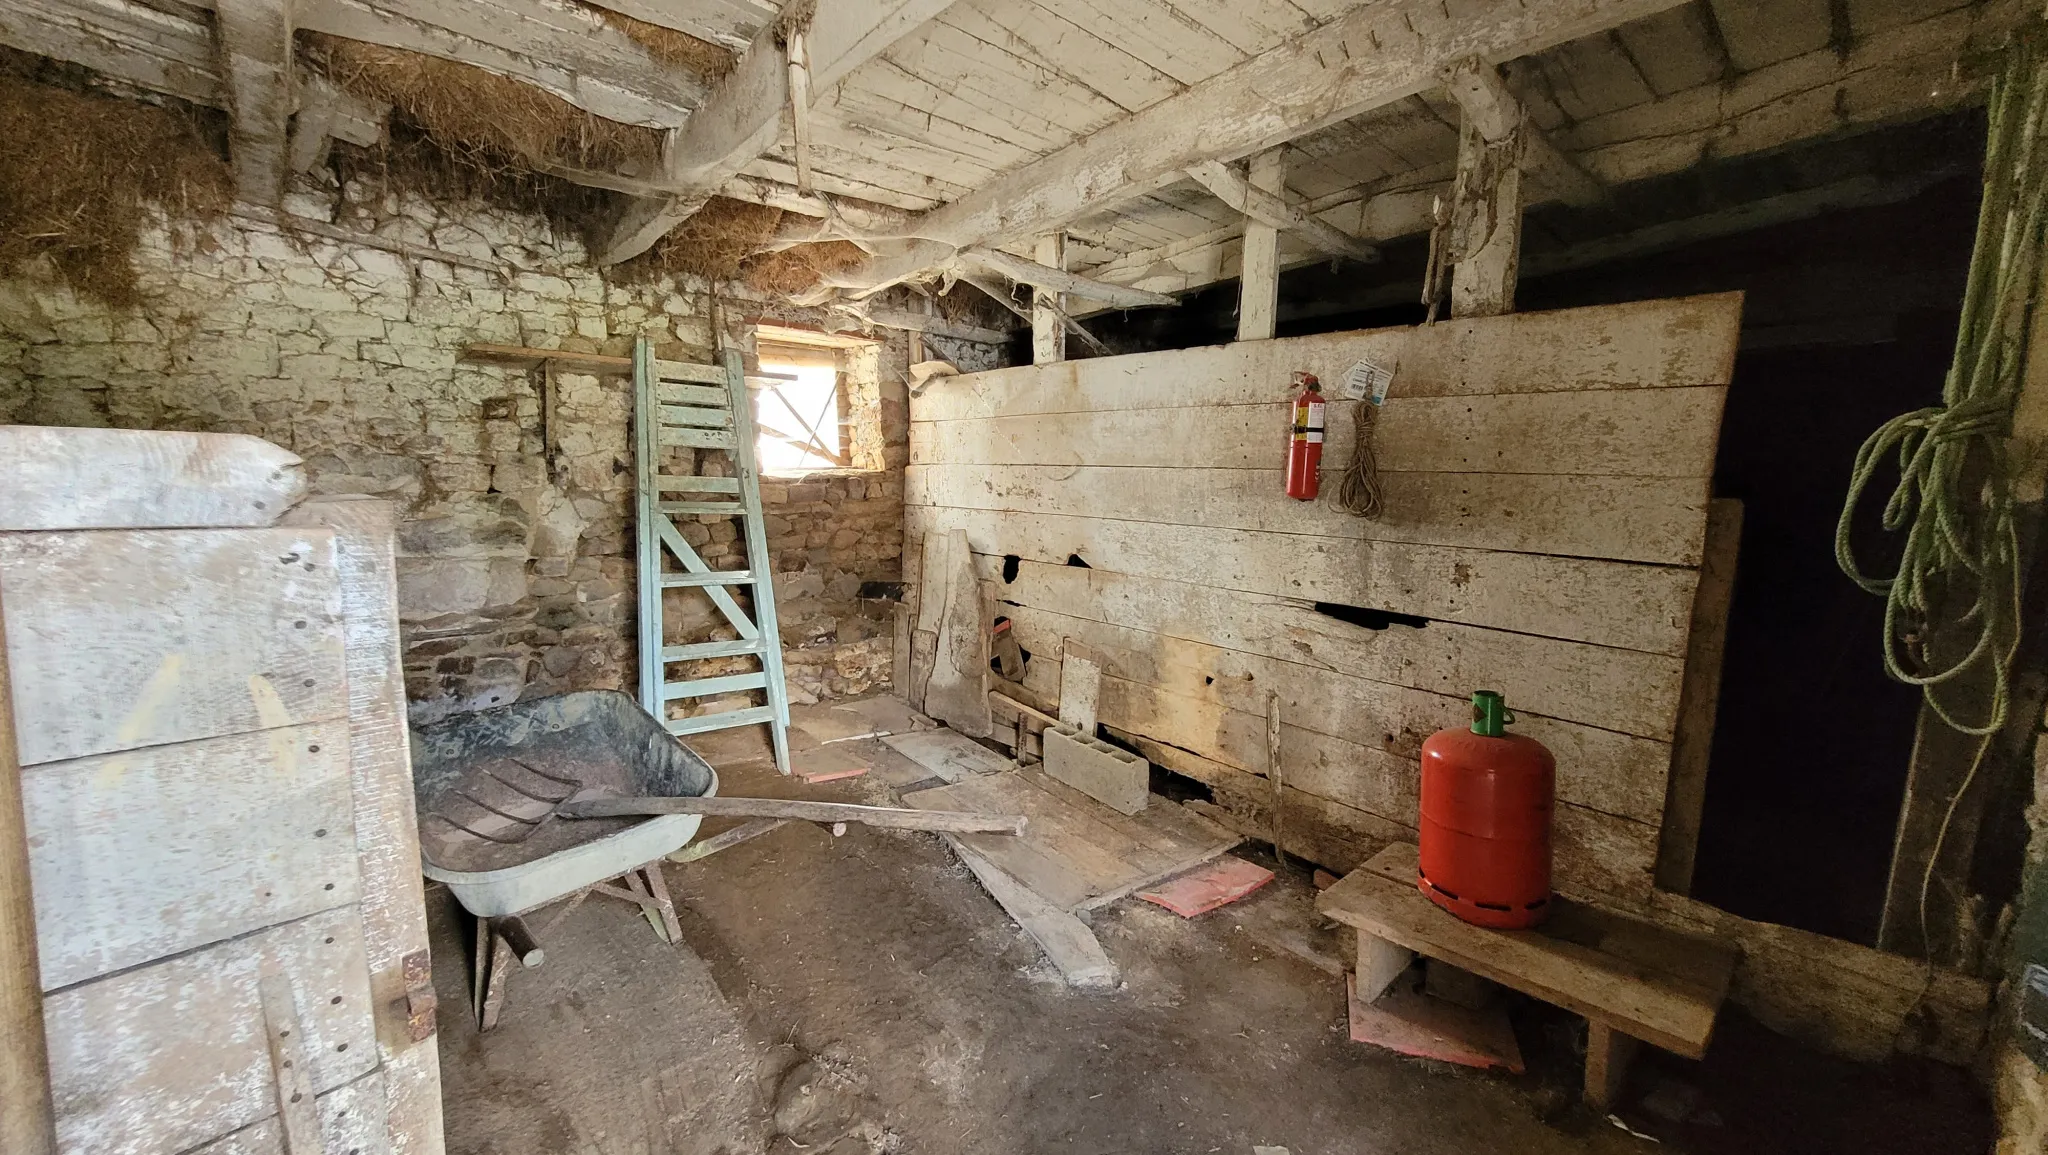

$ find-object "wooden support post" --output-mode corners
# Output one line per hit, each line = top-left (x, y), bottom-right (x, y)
(1237, 148), (1286, 341)
(1032, 233), (1066, 365)
(1448, 115), (1523, 318)
(1655, 498), (1743, 893)
(216, 0), (294, 205)
(1354, 929), (1414, 1003)
(0, 588), (56, 1155)
(1584, 1021), (1640, 1109)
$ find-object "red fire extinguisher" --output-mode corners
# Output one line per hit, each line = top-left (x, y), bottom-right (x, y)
(1284, 371), (1325, 501)
(1418, 690), (1556, 929)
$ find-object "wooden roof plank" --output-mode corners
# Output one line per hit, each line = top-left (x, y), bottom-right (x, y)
(942, 1), (1184, 114)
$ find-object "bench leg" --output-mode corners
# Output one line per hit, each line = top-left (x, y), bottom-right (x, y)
(1584, 1021), (1640, 1110)
(1355, 929), (1415, 1003)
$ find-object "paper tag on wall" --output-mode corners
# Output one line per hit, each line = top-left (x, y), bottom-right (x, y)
(1341, 358), (1394, 405)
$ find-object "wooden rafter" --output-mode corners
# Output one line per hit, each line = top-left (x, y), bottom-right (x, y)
(597, 0), (962, 266)
(215, 0), (294, 205)
(809, 0), (1692, 297)
(1184, 158), (1381, 264)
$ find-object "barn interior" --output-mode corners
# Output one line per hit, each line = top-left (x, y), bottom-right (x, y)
(2, 0), (2048, 1153)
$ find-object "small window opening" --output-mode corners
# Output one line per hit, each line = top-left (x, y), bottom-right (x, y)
(754, 350), (849, 474)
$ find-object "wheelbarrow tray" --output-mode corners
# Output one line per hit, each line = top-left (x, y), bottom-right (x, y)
(411, 690), (718, 918)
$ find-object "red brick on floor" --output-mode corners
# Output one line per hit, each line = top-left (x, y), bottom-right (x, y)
(1139, 856), (1274, 917)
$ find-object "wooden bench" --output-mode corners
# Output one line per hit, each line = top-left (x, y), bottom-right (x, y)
(1316, 844), (1739, 1107)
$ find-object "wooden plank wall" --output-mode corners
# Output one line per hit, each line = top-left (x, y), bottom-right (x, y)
(905, 293), (1742, 903)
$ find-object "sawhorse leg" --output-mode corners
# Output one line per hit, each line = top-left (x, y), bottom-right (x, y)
(1584, 1021), (1640, 1110)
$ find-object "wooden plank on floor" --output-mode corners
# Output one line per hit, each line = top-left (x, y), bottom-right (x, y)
(906, 769), (1239, 912)
(947, 836), (1117, 989)
(881, 729), (1013, 781)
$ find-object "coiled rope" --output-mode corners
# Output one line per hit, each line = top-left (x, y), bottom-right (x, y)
(1334, 401), (1384, 518)
(1835, 25), (2047, 741)
(1834, 25), (2047, 960)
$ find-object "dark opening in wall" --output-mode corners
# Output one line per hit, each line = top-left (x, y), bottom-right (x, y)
(1066, 553), (1090, 568)
(1312, 602), (1429, 630)
(1001, 554), (1020, 582)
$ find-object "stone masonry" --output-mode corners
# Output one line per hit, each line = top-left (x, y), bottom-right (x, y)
(0, 177), (997, 722)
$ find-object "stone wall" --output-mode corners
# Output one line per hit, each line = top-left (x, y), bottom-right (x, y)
(0, 179), (996, 720)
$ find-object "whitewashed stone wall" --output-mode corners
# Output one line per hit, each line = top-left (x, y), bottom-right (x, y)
(0, 181), (981, 719)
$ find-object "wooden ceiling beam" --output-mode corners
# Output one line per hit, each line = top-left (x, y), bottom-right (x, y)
(1441, 55), (1605, 206)
(216, 0), (294, 204)
(596, 0), (962, 266)
(1183, 158), (1382, 263)
(812, 0), (1692, 297)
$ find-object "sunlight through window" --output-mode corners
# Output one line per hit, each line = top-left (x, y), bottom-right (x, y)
(755, 358), (843, 474)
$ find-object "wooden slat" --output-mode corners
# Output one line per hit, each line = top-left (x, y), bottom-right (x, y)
(659, 502), (749, 515)
(911, 293), (1742, 421)
(666, 705), (777, 734)
(907, 463), (1710, 565)
(657, 404), (734, 429)
(1319, 843), (1736, 1057)
(654, 381), (729, 406)
(0, 427), (303, 532)
(183, 1069), (391, 1155)
(659, 426), (737, 450)
(662, 638), (765, 662)
(46, 907), (379, 1155)
(0, 529), (348, 767)
(938, 4), (1180, 114)
(26, 722), (358, 990)
(912, 504), (1700, 656)
(280, 498), (442, 1153)
(662, 670), (769, 699)
(655, 476), (743, 493)
(657, 569), (759, 587)
(652, 359), (729, 385)
(982, 558), (1684, 739)
(911, 389), (1728, 479)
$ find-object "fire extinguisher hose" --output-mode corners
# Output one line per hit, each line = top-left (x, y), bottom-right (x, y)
(1334, 401), (1384, 518)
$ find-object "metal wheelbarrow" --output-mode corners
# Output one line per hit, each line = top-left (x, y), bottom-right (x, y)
(412, 689), (1026, 1029)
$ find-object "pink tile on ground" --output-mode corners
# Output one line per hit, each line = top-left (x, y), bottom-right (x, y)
(799, 766), (868, 784)
(1138, 856), (1275, 917)
(1347, 973), (1525, 1073)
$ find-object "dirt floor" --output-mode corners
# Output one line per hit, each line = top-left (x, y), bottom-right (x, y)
(427, 696), (1993, 1155)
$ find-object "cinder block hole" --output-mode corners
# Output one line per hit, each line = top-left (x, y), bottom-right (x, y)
(1312, 601), (1429, 630)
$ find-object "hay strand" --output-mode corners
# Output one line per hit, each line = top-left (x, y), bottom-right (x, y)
(0, 61), (230, 306)
(590, 9), (735, 79)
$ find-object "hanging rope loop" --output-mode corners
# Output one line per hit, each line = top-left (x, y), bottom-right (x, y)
(1836, 23), (2047, 739)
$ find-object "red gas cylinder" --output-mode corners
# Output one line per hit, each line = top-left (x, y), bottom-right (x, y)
(1417, 690), (1555, 929)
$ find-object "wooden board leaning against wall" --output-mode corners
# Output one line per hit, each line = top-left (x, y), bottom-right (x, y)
(904, 294), (1742, 905)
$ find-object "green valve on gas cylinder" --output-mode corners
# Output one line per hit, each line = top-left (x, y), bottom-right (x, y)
(1470, 690), (1514, 737)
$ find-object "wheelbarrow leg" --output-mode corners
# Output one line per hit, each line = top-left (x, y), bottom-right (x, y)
(471, 915), (516, 1032)
(641, 863), (684, 945)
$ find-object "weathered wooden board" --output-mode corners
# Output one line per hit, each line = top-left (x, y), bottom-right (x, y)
(984, 558), (1685, 740)
(908, 463), (1711, 565)
(0, 528), (348, 767)
(185, 1069), (391, 1155)
(910, 388), (1728, 478)
(45, 906), (379, 1155)
(881, 728), (1013, 781)
(911, 293), (1742, 421)
(999, 603), (1673, 824)
(0, 426), (305, 532)
(1655, 498), (1743, 893)
(917, 529), (990, 736)
(25, 721), (359, 990)
(912, 504), (1699, 656)
(281, 497), (445, 1155)
(905, 768), (1240, 911)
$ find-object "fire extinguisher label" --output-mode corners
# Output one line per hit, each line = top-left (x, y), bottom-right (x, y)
(1305, 430), (1324, 443)
(1306, 401), (1326, 430)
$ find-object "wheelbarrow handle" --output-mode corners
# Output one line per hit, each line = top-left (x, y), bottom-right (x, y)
(556, 793), (1027, 835)
(489, 915), (545, 968)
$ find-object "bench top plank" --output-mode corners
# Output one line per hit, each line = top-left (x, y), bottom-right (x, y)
(1317, 844), (1739, 1057)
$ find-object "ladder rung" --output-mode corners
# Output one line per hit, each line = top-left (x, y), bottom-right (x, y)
(662, 671), (769, 700)
(658, 570), (759, 587)
(662, 638), (765, 662)
(660, 502), (748, 516)
(659, 404), (732, 429)
(652, 358), (727, 385)
(657, 476), (741, 494)
(656, 382), (727, 407)
(661, 427), (735, 450)
(667, 705), (777, 736)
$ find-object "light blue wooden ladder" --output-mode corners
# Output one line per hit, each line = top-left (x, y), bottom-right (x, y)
(633, 337), (792, 774)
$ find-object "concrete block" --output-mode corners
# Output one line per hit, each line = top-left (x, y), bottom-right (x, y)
(1044, 725), (1149, 815)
